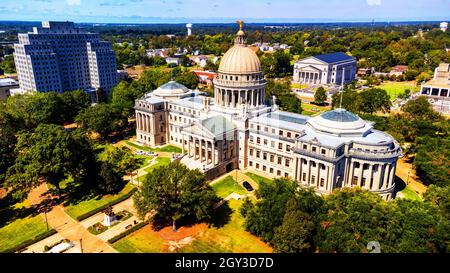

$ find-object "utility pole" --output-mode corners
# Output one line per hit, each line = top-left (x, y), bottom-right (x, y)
(80, 238), (83, 253)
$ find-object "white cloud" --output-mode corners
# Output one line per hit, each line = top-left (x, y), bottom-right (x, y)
(366, 0), (381, 6)
(66, 0), (81, 6)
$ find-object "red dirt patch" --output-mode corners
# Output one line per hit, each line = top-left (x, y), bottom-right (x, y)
(154, 223), (208, 241)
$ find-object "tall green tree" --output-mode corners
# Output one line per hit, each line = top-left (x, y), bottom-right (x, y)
(133, 162), (217, 231)
(99, 146), (140, 177)
(244, 178), (297, 242)
(359, 88), (391, 114)
(5, 124), (94, 199)
(314, 87), (327, 105)
(272, 198), (316, 253)
(75, 103), (127, 139)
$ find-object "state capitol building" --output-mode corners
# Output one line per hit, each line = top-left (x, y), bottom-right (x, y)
(134, 22), (401, 200)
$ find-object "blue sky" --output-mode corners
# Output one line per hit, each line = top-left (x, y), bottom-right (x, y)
(0, 0), (449, 23)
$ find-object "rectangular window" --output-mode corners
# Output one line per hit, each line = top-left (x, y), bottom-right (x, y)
(302, 173), (306, 181)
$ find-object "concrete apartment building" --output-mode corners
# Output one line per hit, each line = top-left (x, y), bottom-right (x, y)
(13, 21), (117, 96)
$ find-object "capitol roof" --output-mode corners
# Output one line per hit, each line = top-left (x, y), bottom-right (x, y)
(153, 81), (189, 96)
(218, 21), (261, 74)
(313, 52), (355, 64)
(307, 108), (371, 136)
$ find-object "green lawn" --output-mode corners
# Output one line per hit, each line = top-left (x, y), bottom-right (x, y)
(379, 82), (419, 99)
(245, 172), (273, 186)
(291, 83), (308, 89)
(112, 224), (166, 253)
(136, 157), (172, 182)
(143, 157), (171, 173)
(212, 176), (247, 199)
(124, 141), (182, 153)
(398, 186), (422, 201)
(179, 199), (271, 253)
(301, 102), (330, 116)
(112, 199), (271, 253)
(0, 214), (53, 253)
(64, 183), (135, 220)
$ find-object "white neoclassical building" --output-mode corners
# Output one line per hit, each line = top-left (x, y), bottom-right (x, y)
(293, 52), (357, 85)
(135, 22), (401, 200)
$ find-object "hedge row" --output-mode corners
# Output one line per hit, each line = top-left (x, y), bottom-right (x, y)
(4, 229), (57, 253)
(74, 187), (137, 221)
(107, 220), (150, 244)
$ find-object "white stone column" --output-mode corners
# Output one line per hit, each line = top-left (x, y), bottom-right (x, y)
(357, 163), (363, 187)
(373, 164), (381, 190)
(212, 141), (216, 165)
(367, 164), (374, 189)
(182, 135), (185, 154)
(348, 161), (355, 186)
(388, 163), (396, 189)
(194, 138), (198, 159)
(188, 137), (192, 157)
(256, 91), (259, 106)
(382, 164), (390, 189)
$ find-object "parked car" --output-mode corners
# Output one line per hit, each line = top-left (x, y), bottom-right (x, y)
(135, 150), (145, 155)
(242, 181), (254, 192)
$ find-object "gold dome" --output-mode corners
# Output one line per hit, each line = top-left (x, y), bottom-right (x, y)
(218, 43), (261, 74)
(218, 20), (261, 75)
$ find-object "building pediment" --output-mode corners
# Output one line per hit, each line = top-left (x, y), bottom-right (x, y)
(296, 56), (328, 66)
(296, 65), (323, 72)
(182, 123), (216, 139)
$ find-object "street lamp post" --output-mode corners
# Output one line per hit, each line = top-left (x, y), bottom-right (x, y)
(44, 209), (49, 231)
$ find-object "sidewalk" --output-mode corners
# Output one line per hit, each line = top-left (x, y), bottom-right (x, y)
(28, 184), (118, 253)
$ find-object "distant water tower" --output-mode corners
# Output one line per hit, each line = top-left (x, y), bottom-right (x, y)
(186, 23), (193, 36)
(440, 22), (448, 32)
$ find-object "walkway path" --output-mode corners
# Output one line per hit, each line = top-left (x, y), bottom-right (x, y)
(395, 156), (427, 195)
(28, 184), (117, 253)
(213, 192), (253, 209)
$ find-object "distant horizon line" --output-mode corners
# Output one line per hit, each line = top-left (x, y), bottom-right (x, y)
(0, 18), (448, 25)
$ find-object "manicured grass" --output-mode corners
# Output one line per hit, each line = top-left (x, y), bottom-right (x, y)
(112, 224), (166, 253)
(212, 176), (247, 199)
(399, 186), (422, 201)
(64, 183), (135, 220)
(379, 82), (419, 99)
(112, 199), (272, 253)
(0, 214), (52, 253)
(301, 102), (330, 116)
(124, 141), (182, 153)
(179, 199), (271, 253)
(291, 83), (308, 89)
(245, 172), (273, 186)
(143, 157), (171, 173)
